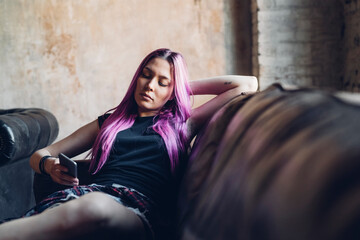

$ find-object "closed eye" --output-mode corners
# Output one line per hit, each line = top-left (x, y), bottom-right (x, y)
(159, 81), (168, 87)
(141, 72), (151, 79)
(141, 68), (152, 79)
(141, 74), (151, 79)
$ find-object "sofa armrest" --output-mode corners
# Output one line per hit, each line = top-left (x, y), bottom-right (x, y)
(0, 108), (59, 167)
(0, 108), (59, 219)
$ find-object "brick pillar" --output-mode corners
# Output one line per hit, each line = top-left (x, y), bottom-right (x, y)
(252, 0), (344, 90)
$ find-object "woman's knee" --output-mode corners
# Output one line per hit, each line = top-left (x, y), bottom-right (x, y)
(54, 192), (113, 231)
(55, 191), (145, 238)
(71, 192), (115, 223)
(77, 192), (146, 238)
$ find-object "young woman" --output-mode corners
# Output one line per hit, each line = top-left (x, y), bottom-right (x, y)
(0, 48), (257, 240)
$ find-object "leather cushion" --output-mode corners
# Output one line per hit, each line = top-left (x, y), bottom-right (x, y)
(0, 108), (59, 167)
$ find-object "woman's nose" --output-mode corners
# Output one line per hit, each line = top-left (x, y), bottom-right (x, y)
(145, 78), (156, 91)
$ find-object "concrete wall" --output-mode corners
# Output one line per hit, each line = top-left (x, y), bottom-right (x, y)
(0, 0), (236, 152)
(224, 0), (253, 75)
(253, 0), (344, 90)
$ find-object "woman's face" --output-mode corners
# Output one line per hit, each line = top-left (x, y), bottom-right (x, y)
(134, 57), (174, 117)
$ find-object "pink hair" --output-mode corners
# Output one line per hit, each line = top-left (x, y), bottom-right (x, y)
(89, 48), (192, 174)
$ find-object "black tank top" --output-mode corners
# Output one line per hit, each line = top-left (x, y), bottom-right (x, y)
(92, 114), (176, 207)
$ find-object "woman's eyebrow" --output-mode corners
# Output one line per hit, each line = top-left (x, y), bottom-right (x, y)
(144, 67), (171, 80)
(143, 67), (152, 73)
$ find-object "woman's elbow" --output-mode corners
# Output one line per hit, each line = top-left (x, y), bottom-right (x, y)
(235, 76), (258, 93)
(247, 76), (258, 92)
(29, 151), (39, 170)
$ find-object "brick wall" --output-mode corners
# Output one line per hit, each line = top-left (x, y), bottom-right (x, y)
(343, 0), (360, 92)
(252, 0), (344, 90)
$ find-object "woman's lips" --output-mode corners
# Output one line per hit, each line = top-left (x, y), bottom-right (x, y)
(140, 93), (153, 101)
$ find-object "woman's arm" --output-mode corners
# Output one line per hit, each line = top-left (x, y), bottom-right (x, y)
(30, 119), (100, 186)
(187, 75), (258, 139)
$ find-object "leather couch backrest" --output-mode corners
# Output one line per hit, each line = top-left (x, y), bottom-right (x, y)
(178, 84), (360, 240)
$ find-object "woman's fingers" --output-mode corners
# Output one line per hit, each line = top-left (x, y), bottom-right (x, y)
(58, 170), (79, 186)
(50, 164), (79, 186)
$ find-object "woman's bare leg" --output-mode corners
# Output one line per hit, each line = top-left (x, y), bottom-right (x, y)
(0, 192), (147, 240)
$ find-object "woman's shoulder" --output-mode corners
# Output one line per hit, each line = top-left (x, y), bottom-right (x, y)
(98, 113), (111, 127)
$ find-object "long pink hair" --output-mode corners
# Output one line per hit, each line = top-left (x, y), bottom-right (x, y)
(89, 48), (192, 174)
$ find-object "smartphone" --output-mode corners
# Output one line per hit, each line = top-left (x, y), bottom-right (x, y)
(58, 153), (77, 178)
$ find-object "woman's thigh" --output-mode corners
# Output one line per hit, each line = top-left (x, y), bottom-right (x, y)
(56, 191), (147, 239)
(0, 191), (147, 240)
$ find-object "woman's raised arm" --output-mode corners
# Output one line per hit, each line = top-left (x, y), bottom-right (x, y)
(187, 75), (258, 139)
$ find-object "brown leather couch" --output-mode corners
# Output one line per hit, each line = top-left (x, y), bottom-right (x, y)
(177, 84), (360, 240)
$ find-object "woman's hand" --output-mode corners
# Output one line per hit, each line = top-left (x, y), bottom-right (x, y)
(29, 119), (99, 185)
(45, 157), (79, 186)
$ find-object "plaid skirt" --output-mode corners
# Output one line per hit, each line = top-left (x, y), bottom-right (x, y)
(24, 183), (159, 239)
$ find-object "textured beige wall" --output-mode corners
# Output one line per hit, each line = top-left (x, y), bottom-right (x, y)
(0, 0), (228, 147)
